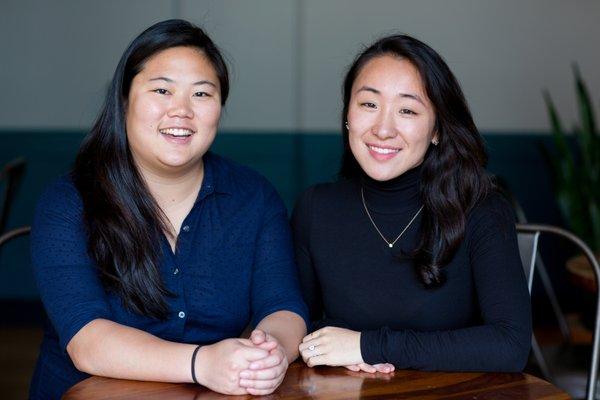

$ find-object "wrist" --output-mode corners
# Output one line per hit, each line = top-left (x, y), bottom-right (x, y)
(192, 344), (211, 386)
(356, 331), (364, 364)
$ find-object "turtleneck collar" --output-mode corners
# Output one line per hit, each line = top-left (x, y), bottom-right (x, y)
(359, 164), (422, 214)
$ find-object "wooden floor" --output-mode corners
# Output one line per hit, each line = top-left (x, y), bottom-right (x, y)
(0, 315), (593, 400)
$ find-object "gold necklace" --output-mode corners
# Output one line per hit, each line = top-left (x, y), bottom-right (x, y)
(360, 187), (423, 248)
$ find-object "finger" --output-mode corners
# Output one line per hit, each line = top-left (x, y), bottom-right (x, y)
(299, 340), (318, 352)
(246, 387), (278, 396)
(255, 340), (278, 352)
(357, 363), (376, 373)
(299, 349), (318, 361)
(250, 329), (266, 345)
(237, 345), (271, 362)
(373, 363), (395, 373)
(299, 343), (323, 361)
(248, 351), (284, 370)
(306, 354), (328, 367)
(301, 329), (322, 343)
(345, 365), (361, 372)
(239, 378), (280, 390)
(241, 362), (285, 380)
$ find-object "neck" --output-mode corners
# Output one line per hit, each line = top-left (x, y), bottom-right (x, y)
(137, 160), (205, 213)
(360, 164), (422, 214)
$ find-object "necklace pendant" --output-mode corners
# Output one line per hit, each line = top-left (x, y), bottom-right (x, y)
(388, 243), (393, 248)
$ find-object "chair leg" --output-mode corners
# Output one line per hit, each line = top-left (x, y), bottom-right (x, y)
(536, 254), (571, 340)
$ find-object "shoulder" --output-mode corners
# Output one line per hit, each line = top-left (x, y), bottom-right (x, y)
(31, 174), (86, 251)
(206, 152), (275, 193)
(291, 178), (357, 228)
(295, 178), (357, 211)
(35, 174), (83, 217)
(466, 189), (517, 240)
(205, 152), (286, 216)
(468, 190), (515, 224)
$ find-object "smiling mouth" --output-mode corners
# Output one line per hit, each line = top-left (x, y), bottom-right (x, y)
(367, 144), (401, 154)
(159, 128), (195, 138)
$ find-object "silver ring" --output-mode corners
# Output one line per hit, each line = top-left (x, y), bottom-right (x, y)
(308, 345), (315, 351)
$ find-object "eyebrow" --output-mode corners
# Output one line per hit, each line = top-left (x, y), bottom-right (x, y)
(356, 85), (425, 106)
(148, 77), (217, 87)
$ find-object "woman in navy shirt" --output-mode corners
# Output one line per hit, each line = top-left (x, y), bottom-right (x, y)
(30, 19), (308, 399)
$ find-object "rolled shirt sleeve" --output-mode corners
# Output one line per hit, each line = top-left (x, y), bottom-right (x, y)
(250, 178), (310, 330)
(31, 178), (112, 350)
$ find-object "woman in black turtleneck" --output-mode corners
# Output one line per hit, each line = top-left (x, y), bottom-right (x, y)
(292, 35), (531, 374)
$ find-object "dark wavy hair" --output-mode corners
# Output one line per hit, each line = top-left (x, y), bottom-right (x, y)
(72, 19), (229, 318)
(340, 34), (492, 287)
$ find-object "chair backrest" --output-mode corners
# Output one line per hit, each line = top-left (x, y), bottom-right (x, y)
(0, 226), (31, 248)
(517, 230), (539, 292)
(0, 158), (27, 233)
(516, 223), (600, 400)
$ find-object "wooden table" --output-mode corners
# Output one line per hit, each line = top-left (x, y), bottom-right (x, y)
(63, 361), (570, 399)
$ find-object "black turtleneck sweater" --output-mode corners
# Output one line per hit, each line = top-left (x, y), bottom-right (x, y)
(291, 166), (532, 372)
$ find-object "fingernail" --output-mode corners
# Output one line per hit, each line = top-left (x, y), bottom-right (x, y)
(240, 371), (250, 378)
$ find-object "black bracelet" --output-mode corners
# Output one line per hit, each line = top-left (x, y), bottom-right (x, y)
(191, 345), (202, 384)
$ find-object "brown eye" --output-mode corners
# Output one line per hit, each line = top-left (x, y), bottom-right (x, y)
(153, 89), (169, 95)
(361, 102), (377, 109)
(400, 108), (416, 115)
(193, 91), (211, 97)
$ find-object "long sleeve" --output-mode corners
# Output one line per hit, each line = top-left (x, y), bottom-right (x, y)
(292, 186), (354, 331)
(360, 194), (532, 372)
(291, 186), (323, 322)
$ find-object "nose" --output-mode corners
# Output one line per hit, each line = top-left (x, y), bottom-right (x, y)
(167, 94), (194, 119)
(372, 109), (397, 139)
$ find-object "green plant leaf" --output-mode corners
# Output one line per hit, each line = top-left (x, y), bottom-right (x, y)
(542, 70), (600, 253)
(574, 64), (597, 138)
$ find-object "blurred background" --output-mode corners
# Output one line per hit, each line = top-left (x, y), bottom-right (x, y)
(1, 0), (599, 398)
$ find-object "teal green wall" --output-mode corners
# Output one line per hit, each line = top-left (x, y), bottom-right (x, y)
(0, 131), (562, 299)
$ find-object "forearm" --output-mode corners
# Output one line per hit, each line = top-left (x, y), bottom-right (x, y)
(361, 323), (531, 372)
(255, 310), (306, 361)
(67, 318), (196, 382)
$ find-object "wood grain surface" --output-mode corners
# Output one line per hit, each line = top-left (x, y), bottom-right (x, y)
(63, 361), (571, 399)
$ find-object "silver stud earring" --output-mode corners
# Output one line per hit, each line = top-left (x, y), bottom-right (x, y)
(432, 138), (439, 146)
(345, 121), (349, 130)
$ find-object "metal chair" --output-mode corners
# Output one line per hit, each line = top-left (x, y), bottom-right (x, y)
(0, 157), (27, 234)
(517, 223), (600, 400)
(496, 178), (571, 340)
(0, 225), (31, 248)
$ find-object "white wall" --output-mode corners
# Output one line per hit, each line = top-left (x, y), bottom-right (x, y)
(1, 0), (598, 132)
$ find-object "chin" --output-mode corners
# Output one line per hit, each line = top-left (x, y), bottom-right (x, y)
(157, 156), (194, 169)
(362, 165), (401, 182)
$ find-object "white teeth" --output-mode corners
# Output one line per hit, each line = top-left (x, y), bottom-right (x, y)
(369, 145), (400, 154)
(160, 128), (194, 136)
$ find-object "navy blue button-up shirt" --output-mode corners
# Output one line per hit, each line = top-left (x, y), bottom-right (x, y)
(29, 152), (309, 399)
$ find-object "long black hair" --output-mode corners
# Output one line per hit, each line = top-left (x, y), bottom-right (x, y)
(340, 34), (492, 287)
(72, 19), (229, 318)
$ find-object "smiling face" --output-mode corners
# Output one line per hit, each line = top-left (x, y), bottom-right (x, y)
(125, 46), (221, 176)
(346, 55), (437, 181)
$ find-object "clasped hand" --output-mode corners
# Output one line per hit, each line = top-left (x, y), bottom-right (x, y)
(299, 326), (394, 374)
(195, 329), (288, 395)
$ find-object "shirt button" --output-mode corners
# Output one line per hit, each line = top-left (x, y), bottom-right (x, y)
(182, 225), (190, 232)
(173, 268), (179, 275)
(178, 311), (186, 319)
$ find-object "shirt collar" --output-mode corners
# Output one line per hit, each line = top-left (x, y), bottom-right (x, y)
(195, 151), (232, 203)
